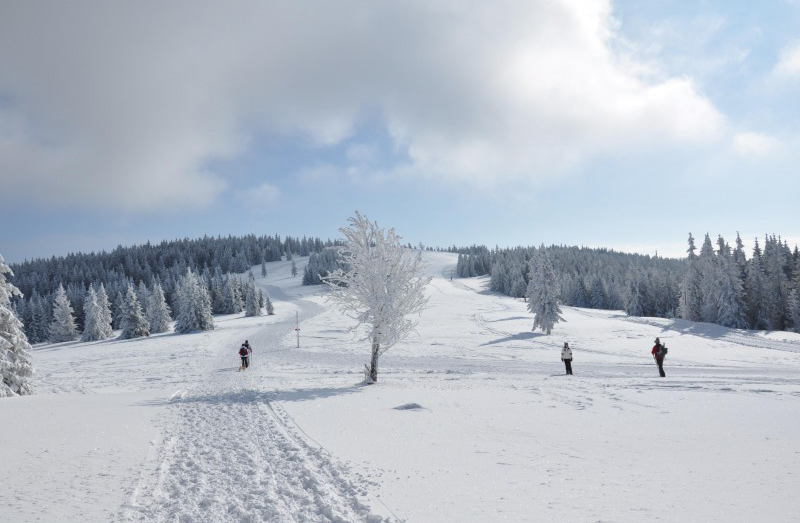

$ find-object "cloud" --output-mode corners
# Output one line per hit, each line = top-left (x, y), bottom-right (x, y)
(732, 132), (779, 156)
(773, 40), (800, 77)
(0, 0), (724, 211)
(235, 182), (281, 211)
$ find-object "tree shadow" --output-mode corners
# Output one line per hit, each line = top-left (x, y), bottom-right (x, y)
(135, 384), (363, 407)
(646, 317), (755, 341)
(480, 331), (549, 346)
(483, 316), (530, 322)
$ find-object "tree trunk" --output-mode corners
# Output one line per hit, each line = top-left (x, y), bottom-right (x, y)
(370, 337), (380, 383)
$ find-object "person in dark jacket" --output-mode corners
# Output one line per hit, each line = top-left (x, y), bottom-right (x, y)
(561, 342), (573, 375)
(239, 343), (250, 371)
(651, 337), (666, 377)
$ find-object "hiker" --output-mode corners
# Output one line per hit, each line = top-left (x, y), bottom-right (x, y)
(651, 337), (667, 377)
(561, 342), (573, 375)
(239, 343), (250, 371)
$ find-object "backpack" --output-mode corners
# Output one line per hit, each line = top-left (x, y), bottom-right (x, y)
(658, 344), (668, 356)
(239, 346), (248, 357)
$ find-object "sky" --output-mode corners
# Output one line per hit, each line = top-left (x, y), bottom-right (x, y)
(1, 0), (799, 263)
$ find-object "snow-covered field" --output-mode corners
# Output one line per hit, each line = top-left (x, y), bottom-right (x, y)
(3, 252), (800, 522)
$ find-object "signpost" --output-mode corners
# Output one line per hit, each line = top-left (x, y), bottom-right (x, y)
(295, 310), (300, 348)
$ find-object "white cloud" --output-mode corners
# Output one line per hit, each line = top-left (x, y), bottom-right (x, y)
(773, 41), (800, 77)
(0, 0), (724, 211)
(732, 132), (779, 156)
(235, 182), (281, 211)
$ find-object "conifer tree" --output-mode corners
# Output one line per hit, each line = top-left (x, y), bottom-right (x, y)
(265, 290), (275, 315)
(625, 271), (645, 317)
(1, 254), (35, 396)
(82, 285), (112, 341)
(49, 284), (78, 342)
(119, 284), (150, 339)
(678, 233), (702, 321)
(244, 276), (262, 317)
(261, 261), (267, 278)
(698, 234), (719, 323)
(174, 269), (215, 333)
(715, 237), (747, 329)
(746, 239), (770, 330)
(525, 248), (564, 335)
(147, 282), (172, 333)
(96, 283), (114, 335)
(291, 259), (298, 278)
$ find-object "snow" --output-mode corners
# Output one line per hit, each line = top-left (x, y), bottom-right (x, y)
(2, 252), (799, 522)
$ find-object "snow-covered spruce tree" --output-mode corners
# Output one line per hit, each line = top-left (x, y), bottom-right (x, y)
(291, 259), (297, 278)
(174, 269), (214, 333)
(96, 283), (114, 336)
(222, 275), (243, 314)
(678, 233), (703, 321)
(244, 276), (262, 317)
(49, 283), (78, 342)
(746, 238), (770, 330)
(1, 254), (35, 396)
(265, 289), (275, 315)
(698, 233), (719, 324)
(324, 212), (431, 383)
(119, 284), (150, 339)
(525, 248), (564, 335)
(147, 282), (172, 333)
(714, 237), (747, 329)
(787, 288), (800, 333)
(82, 285), (112, 341)
(261, 261), (267, 278)
(112, 291), (126, 329)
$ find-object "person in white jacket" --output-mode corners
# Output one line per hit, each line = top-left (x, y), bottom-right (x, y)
(561, 342), (573, 375)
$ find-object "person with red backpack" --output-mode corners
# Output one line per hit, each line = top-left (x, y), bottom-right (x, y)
(651, 337), (667, 377)
(238, 342), (250, 371)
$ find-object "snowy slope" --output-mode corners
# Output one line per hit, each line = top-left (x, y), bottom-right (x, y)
(2, 252), (799, 523)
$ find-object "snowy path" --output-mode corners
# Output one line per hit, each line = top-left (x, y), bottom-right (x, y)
(116, 294), (387, 523)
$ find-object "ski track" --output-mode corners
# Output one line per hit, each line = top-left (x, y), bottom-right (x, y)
(116, 297), (389, 523)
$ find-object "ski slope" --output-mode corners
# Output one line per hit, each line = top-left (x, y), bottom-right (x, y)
(2, 252), (799, 522)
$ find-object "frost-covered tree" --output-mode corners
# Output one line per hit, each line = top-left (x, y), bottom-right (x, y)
(787, 288), (800, 333)
(291, 259), (297, 278)
(678, 233), (702, 321)
(746, 239), (770, 330)
(222, 276), (243, 314)
(698, 233), (719, 323)
(119, 284), (150, 339)
(324, 212), (431, 382)
(174, 269), (215, 333)
(1, 254), (35, 396)
(49, 284), (78, 342)
(82, 285), (113, 341)
(589, 276), (607, 309)
(525, 248), (564, 335)
(261, 261), (267, 278)
(625, 272), (645, 317)
(96, 283), (114, 335)
(112, 291), (126, 330)
(147, 282), (172, 333)
(264, 289), (275, 315)
(244, 276), (262, 317)
(715, 237), (747, 329)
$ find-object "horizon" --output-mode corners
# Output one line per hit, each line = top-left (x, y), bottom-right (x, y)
(5, 227), (799, 266)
